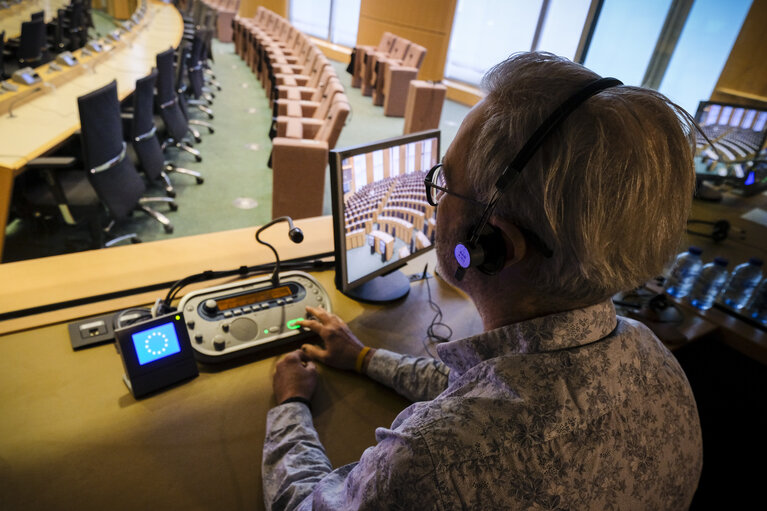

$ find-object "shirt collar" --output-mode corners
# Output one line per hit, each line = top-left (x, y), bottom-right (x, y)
(436, 300), (618, 376)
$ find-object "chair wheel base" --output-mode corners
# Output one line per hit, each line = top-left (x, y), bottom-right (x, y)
(196, 177), (204, 184)
(169, 203), (179, 212)
(195, 155), (202, 162)
(164, 225), (174, 234)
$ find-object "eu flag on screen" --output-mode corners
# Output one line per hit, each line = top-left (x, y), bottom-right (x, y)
(132, 322), (181, 365)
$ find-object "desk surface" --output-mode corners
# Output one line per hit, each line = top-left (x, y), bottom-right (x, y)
(0, 0), (183, 258)
(0, 235), (482, 511)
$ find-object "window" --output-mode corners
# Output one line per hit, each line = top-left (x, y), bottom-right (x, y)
(390, 147), (400, 176)
(406, 143), (417, 173)
(657, 0), (752, 114)
(373, 150), (384, 181)
(421, 142), (432, 171)
(353, 154), (366, 192)
(290, 0), (361, 46)
(444, 0), (591, 85)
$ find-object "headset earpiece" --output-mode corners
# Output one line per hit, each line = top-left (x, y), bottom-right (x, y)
(454, 223), (506, 280)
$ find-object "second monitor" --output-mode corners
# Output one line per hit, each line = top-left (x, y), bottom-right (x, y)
(329, 130), (440, 303)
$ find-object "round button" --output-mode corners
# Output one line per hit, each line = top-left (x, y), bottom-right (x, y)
(203, 299), (218, 314)
(213, 335), (226, 351)
(194, 334), (203, 344)
(222, 323), (230, 332)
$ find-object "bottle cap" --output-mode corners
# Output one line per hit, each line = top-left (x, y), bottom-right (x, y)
(688, 247), (702, 255)
(713, 257), (728, 266)
(748, 257), (763, 266)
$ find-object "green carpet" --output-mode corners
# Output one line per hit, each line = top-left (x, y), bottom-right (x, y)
(2, 37), (470, 263)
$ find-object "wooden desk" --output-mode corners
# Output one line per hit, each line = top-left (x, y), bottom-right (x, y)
(0, 216), (483, 510)
(0, 0), (183, 258)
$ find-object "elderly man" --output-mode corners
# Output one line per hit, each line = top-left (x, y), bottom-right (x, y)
(262, 52), (703, 510)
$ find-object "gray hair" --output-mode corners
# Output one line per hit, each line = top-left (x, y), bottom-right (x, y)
(471, 52), (696, 304)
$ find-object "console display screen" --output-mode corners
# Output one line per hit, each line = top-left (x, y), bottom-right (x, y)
(216, 286), (292, 311)
(131, 322), (182, 365)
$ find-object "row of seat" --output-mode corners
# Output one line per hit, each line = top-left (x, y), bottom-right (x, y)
(349, 31), (427, 117)
(1, 0), (90, 79)
(232, 6), (350, 219)
(11, 4), (219, 249)
(198, 0), (239, 43)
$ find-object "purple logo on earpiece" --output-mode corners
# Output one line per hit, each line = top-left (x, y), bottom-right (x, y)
(455, 244), (471, 268)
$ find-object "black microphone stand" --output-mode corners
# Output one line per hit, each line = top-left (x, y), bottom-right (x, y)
(255, 216), (304, 287)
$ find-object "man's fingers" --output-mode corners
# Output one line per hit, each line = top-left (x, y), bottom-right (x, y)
(305, 305), (330, 321)
(301, 343), (328, 362)
(297, 318), (322, 332)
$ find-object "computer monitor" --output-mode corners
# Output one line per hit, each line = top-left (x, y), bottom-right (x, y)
(694, 101), (767, 195)
(329, 130), (440, 303)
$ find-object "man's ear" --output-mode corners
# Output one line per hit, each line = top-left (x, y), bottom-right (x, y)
(489, 216), (527, 267)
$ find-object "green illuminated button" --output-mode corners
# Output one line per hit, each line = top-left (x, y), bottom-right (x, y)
(286, 318), (304, 330)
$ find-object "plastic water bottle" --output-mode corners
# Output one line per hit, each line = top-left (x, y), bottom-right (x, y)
(719, 258), (763, 310)
(688, 257), (729, 311)
(747, 279), (767, 326)
(665, 247), (703, 299)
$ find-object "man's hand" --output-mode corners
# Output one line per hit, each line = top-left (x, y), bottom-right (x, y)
(298, 306), (367, 371)
(273, 349), (318, 405)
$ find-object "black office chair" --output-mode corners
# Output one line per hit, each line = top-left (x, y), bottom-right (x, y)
(129, 70), (204, 193)
(0, 31), (7, 80)
(174, 42), (215, 135)
(156, 47), (203, 161)
(186, 29), (214, 119)
(15, 19), (48, 67)
(22, 81), (178, 246)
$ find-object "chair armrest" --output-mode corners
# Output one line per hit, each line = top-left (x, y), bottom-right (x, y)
(275, 117), (323, 139)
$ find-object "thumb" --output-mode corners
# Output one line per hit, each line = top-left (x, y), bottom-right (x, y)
(301, 343), (328, 363)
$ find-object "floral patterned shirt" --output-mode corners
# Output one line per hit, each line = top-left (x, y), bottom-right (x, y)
(262, 300), (702, 510)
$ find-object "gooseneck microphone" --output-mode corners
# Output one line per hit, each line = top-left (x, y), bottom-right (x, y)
(255, 216), (304, 287)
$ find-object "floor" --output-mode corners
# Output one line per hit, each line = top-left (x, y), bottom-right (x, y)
(2, 34), (470, 263)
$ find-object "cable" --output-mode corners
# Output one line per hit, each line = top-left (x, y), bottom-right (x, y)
(419, 265), (453, 357)
(160, 255), (335, 313)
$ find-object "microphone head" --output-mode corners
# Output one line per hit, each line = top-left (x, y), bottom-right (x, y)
(289, 227), (304, 243)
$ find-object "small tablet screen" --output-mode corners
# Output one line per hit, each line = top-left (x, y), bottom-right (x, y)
(131, 322), (182, 365)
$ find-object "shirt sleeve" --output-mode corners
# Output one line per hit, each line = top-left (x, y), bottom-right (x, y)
(309, 420), (443, 510)
(262, 402), (333, 511)
(365, 348), (450, 402)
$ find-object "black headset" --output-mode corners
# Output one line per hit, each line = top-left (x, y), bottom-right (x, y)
(453, 77), (623, 281)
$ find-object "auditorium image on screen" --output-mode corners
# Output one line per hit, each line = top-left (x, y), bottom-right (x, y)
(695, 101), (767, 166)
(331, 131), (440, 287)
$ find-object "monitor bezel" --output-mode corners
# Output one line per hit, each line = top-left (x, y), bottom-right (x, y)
(329, 129), (441, 294)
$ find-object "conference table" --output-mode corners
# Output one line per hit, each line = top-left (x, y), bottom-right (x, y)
(0, 0), (183, 258)
(0, 215), (485, 510)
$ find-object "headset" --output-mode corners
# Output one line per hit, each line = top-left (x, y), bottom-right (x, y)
(453, 77), (623, 281)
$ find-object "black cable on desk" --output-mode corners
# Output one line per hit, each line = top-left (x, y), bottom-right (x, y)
(160, 255), (335, 313)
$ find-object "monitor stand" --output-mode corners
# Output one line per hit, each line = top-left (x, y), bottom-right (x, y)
(343, 270), (410, 303)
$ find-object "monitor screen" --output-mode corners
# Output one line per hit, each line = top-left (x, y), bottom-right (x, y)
(695, 101), (767, 165)
(329, 130), (440, 295)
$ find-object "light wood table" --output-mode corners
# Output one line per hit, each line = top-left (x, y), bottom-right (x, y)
(0, 0), (183, 258)
(0, 215), (483, 510)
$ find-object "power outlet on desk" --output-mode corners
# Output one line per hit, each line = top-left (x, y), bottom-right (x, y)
(68, 313), (116, 350)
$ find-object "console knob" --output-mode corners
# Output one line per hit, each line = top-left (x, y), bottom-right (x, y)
(213, 335), (226, 351)
(203, 299), (218, 314)
(222, 323), (230, 332)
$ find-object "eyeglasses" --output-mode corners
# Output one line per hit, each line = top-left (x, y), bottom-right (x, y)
(424, 163), (554, 258)
(424, 163), (484, 207)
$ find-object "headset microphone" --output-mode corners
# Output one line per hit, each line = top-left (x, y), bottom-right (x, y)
(453, 76), (623, 281)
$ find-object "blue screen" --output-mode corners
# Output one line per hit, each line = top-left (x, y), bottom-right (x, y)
(131, 322), (181, 365)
